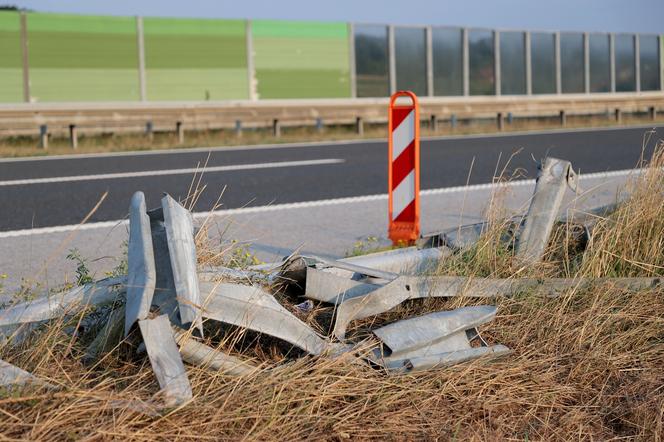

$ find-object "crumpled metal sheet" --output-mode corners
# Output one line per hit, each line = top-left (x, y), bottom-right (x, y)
(382, 345), (511, 374)
(516, 157), (575, 264)
(173, 329), (258, 376)
(373, 306), (497, 359)
(368, 306), (509, 374)
(279, 247), (448, 287)
(0, 276), (125, 328)
(199, 281), (345, 356)
(138, 314), (192, 407)
(305, 267), (381, 304)
(0, 358), (55, 389)
(332, 275), (664, 339)
(162, 194), (203, 336)
(125, 191), (156, 336)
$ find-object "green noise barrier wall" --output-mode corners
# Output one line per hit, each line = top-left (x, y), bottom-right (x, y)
(0, 12), (22, 102)
(27, 13), (139, 102)
(253, 20), (350, 99)
(144, 18), (248, 101)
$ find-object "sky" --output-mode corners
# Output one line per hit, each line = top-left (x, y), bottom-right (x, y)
(6, 0), (664, 34)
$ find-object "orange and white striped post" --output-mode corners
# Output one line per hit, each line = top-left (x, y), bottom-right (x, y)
(388, 91), (420, 245)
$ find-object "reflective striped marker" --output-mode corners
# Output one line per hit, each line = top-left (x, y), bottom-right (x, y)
(388, 91), (420, 245)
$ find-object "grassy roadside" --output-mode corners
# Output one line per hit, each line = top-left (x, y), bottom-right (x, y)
(0, 147), (662, 439)
(1, 112), (663, 158)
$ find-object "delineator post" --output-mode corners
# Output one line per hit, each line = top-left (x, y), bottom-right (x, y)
(388, 91), (420, 245)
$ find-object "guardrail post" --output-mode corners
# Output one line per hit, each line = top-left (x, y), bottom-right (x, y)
(355, 116), (364, 135)
(429, 114), (438, 132)
(145, 121), (154, 142)
(559, 110), (566, 126)
(39, 125), (48, 149)
(272, 119), (281, 137)
(69, 124), (78, 149)
(176, 121), (184, 144)
(649, 106), (657, 120)
(615, 108), (622, 123)
(497, 112), (504, 130)
(235, 120), (242, 137)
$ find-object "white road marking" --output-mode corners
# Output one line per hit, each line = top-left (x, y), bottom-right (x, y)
(0, 158), (345, 186)
(0, 167), (645, 239)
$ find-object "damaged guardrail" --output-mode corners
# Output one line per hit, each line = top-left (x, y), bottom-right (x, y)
(0, 156), (659, 409)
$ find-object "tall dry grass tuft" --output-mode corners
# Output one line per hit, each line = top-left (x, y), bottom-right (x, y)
(1, 147), (663, 440)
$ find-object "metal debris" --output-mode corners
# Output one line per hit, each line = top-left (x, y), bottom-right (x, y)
(199, 281), (344, 356)
(173, 329), (258, 376)
(331, 274), (663, 339)
(85, 305), (126, 362)
(0, 358), (54, 389)
(0, 276), (125, 328)
(279, 246), (448, 287)
(162, 194), (203, 335)
(516, 157), (577, 263)
(138, 314), (192, 406)
(125, 191), (156, 336)
(1, 173), (657, 399)
(366, 306), (511, 374)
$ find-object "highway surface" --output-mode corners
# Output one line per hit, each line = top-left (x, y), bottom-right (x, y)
(0, 125), (661, 232)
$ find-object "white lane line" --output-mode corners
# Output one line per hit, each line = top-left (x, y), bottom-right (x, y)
(0, 167), (645, 239)
(0, 158), (345, 186)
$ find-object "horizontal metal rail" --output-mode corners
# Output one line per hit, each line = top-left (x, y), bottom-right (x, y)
(0, 92), (662, 139)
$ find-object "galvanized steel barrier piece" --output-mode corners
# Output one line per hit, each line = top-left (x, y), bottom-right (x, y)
(332, 275), (662, 339)
(1, 359), (55, 389)
(174, 329), (258, 376)
(367, 306), (510, 373)
(0, 276), (125, 328)
(125, 192), (156, 336)
(162, 194), (203, 335)
(138, 314), (192, 406)
(199, 281), (342, 356)
(516, 157), (577, 264)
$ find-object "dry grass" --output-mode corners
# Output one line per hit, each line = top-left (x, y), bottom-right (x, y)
(0, 112), (662, 158)
(0, 148), (663, 440)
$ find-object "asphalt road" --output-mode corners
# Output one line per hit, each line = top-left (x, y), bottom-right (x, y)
(0, 125), (661, 232)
